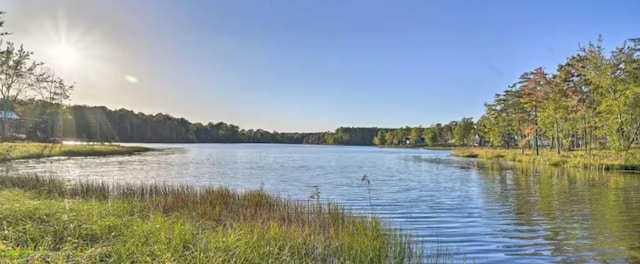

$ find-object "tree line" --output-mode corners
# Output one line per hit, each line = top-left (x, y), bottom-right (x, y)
(303, 127), (390, 145)
(373, 118), (476, 147)
(12, 101), (313, 144)
(302, 118), (476, 147)
(15, 101), (480, 146)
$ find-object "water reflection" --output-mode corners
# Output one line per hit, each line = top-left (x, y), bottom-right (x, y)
(477, 163), (640, 263)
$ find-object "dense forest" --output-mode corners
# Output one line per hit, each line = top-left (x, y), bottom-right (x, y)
(303, 119), (475, 147)
(303, 127), (391, 146)
(13, 101), (477, 146)
(13, 101), (314, 143)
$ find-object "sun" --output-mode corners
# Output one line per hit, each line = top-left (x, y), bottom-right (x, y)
(22, 9), (142, 93)
(48, 42), (82, 70)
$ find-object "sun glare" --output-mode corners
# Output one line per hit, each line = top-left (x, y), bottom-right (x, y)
(18, 9), (130, 92)
(48, 42), (81, 69)
(25, 11), (111, 81)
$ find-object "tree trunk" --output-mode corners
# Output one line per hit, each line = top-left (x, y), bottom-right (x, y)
(534, 110), (539, 156)
(534, 128), (539, 156)
(583, 117), (588, 153)
(623, 122), (640, 161)
(555, 120), (561, 155)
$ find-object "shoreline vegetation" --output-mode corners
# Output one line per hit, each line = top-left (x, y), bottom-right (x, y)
(0, 142), (151, 162)
(0, 174), (422, 263)
(451, 148), (640, 171)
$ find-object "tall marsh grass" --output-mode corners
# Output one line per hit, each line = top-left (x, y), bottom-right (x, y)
(0, 174), (423, 263)
(452, 148), (640, 171)
(0, 142), (150, 162)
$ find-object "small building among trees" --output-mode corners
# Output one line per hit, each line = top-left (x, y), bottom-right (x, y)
(0, 110), (20, 138)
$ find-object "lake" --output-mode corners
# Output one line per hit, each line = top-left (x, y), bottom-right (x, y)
(3, 143), (640, 263)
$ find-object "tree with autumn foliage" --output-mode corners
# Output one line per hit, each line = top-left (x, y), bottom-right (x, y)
(477, 36), (640, 158)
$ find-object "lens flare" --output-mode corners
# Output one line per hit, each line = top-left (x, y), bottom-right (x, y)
(125, 75), (139, 84)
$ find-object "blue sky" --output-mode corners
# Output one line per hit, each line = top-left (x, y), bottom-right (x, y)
(4, 0), (639, 132)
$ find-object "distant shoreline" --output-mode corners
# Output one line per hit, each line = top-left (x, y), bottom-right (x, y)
(63, 141), (458, 151)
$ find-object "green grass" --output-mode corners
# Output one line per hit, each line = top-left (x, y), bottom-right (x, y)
(0, 174), (422, 263)
(451, 148), (640, 171)
(449, 149), (478, 158)
(0, 143), (150, 162)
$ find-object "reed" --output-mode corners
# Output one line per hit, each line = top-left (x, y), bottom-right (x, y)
(0, 174), (423, 263)
(361, 174), (373, 214)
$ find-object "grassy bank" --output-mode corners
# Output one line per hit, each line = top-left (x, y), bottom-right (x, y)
(0, 143), (151, 162)
(0, 175), (421, 263)
(452, 148), (640, 171)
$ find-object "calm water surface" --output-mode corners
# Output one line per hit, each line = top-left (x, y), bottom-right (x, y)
(4, 144), (640, 263)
